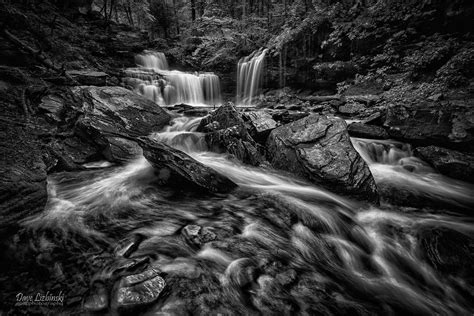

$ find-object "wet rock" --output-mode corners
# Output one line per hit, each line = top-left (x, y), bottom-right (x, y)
(384, 102), (474, 150)
(84, 283), (108, 312)
(38, 94), (64, 122)
(45, 136), (98, 171)
(417, 226), (474, 279)
(199, 103), (263, 165)
(111, 257), (151, 278)
(183, 225), (217, 246)
(266, 114), (378, 202)
(115, 235), (145, 258)
(347, 123), (389, 139)
(140, 137), (237, 194)
(252, 275), (295, 315)
(271, 110), (310, 125)
(414, 146), (474, 183)
(46, 142), (85, 172)
(74, 86), (170, 141)
(361, 111), (384, 125)
(73, 86), (170, 162)
(345, 95), (381, 107)
(242, 111), (278, 142)
(66, 70), (108, 86)
(276, 269), (297, 286)
(197, 102), (244, 132)
(338, 101), (366, 115)
(206, 125), (263, 166)
(225, 258), (256, 287)
(103, 137), (143, 164)
(113, 269), (166, 312)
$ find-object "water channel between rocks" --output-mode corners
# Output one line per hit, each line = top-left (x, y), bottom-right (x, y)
(20, 112), (474, 315)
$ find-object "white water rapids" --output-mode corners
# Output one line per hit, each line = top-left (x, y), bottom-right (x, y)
(21, 115), (474, 314)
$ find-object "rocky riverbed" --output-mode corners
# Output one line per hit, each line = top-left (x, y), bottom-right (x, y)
(1, 1), (474, 315)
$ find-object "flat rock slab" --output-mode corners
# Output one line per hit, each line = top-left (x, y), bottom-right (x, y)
(140, 137), (237, 194)
(267, 114), (378, 202)
(66, 70), (108, 86)
(75, 86), (171, 137)
(243, 111), (278, 141)
(348, 122), (389, 139)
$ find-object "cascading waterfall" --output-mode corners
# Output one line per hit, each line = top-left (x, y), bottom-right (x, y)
(236, 48), (268, 106)
(125, 51), (222, 107)
(135, 51), (169, 70)
(352, 137), (474, 208)
(18, 115), (474, 315)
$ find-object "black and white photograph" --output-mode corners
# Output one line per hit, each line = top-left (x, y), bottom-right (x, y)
(0, 0), (473, 315)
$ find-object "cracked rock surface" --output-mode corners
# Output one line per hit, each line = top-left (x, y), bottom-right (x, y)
(267, 114), (378, 202)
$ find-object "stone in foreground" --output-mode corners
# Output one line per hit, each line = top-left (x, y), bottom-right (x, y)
(267, 114), (378, 202)
(140, 137), (237, 194)
(113, 269), (166, 312)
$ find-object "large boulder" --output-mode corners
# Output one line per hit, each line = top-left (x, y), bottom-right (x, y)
(414, 146), (474, 183)
(74, 86), (171, 137)
(73, 86), (171, 162)
(266, 114), (378, 202)
(139, 137), (237, 194)
(197, 103), (263, 166)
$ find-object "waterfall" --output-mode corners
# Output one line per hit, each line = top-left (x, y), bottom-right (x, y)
(236, 48), (268, 106)
(125, 51), (222, 107)
(135, 51), (169, 70)
(352, 137), (474, 208)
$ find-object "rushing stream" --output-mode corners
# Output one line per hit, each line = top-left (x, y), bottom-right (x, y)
(16, 114), (474, 315)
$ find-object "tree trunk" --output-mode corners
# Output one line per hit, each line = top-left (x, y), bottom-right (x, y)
(173, 0), (180, 35)
(190, 0), (196, 20)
